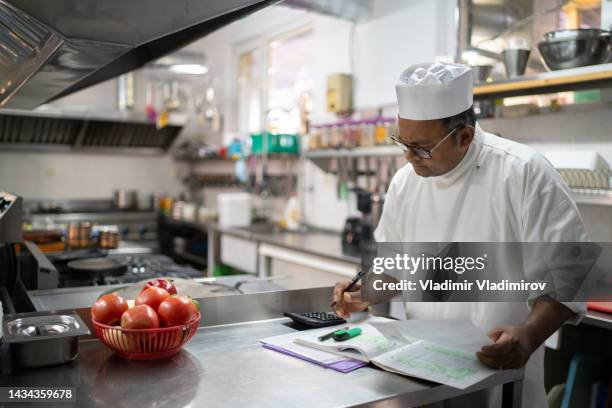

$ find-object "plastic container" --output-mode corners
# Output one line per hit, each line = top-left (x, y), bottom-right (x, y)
(284, 195), (301, 231)
(92, 313), (200, 360)
(218, 193), (252, 228)
(250, 133), (299, 155)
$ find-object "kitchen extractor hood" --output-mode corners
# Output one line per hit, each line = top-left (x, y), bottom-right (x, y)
(0, 108), (182, 153)
(282, 0), (371, 22)
(0, 0), (278, 110)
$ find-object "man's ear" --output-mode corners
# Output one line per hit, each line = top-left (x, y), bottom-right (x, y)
(457, 126), (475, 147)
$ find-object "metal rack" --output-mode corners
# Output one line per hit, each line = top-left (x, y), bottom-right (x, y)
(304, 145), (400, 159)
(474, 63), (612, 100)
(557, 168), (612, 206)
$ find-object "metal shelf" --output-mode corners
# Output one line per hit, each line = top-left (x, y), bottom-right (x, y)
(474, 63), (612, 99)
(583, 310), (612, 331)
(174, 153), (299, 162)
(572, 190), (612, 206)
(304, 145), (401, 159)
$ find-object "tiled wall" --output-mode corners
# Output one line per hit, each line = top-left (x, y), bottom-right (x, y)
(0, 151), (182, 200)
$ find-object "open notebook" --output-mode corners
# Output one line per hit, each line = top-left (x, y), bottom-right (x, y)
(293, 318), (498, 389)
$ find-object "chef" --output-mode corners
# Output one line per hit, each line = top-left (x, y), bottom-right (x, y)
(332, 62), (588, 407)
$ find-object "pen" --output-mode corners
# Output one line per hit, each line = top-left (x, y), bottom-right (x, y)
(330, 269), (365, 309)
(318, 326), (349, 342)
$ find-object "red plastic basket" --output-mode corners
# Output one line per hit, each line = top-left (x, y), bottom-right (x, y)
(92, 312), (201, 360)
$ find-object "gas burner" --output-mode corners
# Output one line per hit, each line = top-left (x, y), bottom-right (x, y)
(56, 254), (202, 288)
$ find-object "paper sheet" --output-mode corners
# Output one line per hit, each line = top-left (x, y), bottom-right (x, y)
(260, 330), (347, 364)
(369, 318), (492, 353)
(373, 340), (497, 389)
(293, 322), (405, 361)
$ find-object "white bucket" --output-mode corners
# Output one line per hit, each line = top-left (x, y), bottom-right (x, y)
(217, 193), (252, 228)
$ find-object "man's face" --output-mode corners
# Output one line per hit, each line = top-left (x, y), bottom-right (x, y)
(397, 117), (474, 177)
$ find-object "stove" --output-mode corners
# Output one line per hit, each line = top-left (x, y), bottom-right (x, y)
(51, 253), (203, 288)
(103, 254), (203, 285)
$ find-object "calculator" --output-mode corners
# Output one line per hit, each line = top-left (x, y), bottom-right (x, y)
(283, 312), (346, 328)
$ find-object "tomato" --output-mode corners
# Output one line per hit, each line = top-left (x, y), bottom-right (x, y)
(120, 305), (160, 329)
(143, 278), (177, 295)
(157, 296), (199, 327)
(92, 293), (128, 325)
(135, 287), (170, 311)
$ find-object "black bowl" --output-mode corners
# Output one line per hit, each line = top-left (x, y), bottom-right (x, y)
(544, 28), (609, 42)
(538, 35), (611, 71)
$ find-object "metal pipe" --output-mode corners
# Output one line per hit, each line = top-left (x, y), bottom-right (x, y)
(455, 0), (472, 62)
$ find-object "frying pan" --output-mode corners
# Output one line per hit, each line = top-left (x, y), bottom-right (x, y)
(66, 257), (127, 280)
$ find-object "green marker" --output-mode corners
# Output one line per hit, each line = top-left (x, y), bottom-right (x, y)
(332, 327), (362, 342)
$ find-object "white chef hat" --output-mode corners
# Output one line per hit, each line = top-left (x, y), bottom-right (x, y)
(395, 62), (473, 120)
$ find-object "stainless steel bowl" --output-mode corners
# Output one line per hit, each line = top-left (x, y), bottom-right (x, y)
(538, 29), (611, 71)
(544, 28), (609, 41)
(470, 65), (493, 83)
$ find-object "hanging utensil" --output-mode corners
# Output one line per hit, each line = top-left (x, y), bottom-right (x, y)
(145, 82), (157, 123)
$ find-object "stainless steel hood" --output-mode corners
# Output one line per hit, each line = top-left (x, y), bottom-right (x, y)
(0, 0), (277, 110)
(0, 108), (183, 153)
(282, 0), (371, 21)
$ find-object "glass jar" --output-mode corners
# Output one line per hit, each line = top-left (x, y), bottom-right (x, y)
(361, 120), (375, 147)
(341, 123), (352, 149)
(320, 125), (330, 149)
(354, 121), (365, 147)
(330, 125), (342, 148)
(309, 126), (320, 150)
(374, 120), (387, 145)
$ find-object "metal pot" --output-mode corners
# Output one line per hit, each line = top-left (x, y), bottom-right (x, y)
(3, 313), (90, 367)
(113, 189), (138, 210)
(538, 29), (611, 71)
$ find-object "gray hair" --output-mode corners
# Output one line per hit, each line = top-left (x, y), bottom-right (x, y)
(440, 106), (476, 131)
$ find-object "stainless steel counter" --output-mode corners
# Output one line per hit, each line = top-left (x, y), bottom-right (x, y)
(213, 223), (361, 265)
(1, 287), (524, 408)
(204, 222), (362, 280)
(27, 275), (287, 312)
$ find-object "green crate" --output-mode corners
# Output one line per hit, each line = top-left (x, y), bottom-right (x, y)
(250, 133), (299, 155)
(213, 264), (237, 277)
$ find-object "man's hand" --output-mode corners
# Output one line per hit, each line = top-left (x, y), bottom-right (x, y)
(476, 325), (536, 369)
(332, 281), (370, 319)
(477, 297), (577, 370)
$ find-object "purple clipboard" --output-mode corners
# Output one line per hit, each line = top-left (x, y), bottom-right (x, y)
(262, 343), (367, 373)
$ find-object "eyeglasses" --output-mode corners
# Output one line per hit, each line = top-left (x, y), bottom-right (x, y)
(389, 126), (458, 159)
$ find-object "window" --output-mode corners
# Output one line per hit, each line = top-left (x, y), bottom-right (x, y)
(237, 48), (262, 134)
(236, 26), (313, 135)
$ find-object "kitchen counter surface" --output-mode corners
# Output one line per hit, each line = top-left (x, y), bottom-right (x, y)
(1, 315), (524, 408)
(27, 275), (286, 312)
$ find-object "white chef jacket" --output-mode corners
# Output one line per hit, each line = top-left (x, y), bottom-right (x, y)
(374, 123), (588, 408)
